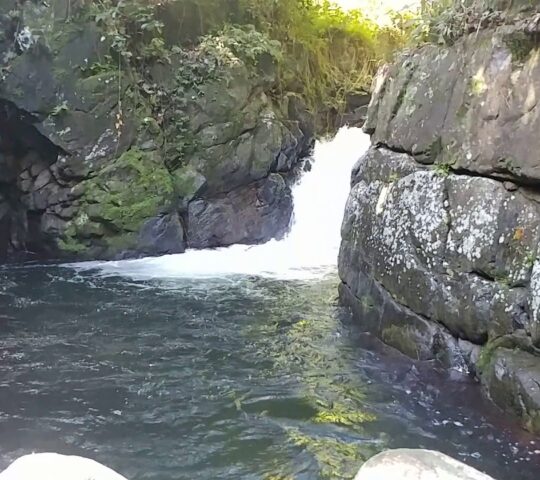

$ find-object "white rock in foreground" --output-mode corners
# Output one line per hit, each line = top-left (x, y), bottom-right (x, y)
(355, 449), (495, 480)
(0, 453), (128, 480)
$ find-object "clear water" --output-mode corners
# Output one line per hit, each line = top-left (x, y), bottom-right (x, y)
(0, 129), (539, 479)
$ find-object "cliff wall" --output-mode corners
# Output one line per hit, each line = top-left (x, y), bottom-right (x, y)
(339, 1), (540, 433)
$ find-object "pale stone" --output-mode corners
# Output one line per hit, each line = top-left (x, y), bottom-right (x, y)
(355, 449), (495, 480)
(0, 453), (128, 480)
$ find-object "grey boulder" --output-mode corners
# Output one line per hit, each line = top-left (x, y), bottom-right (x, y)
(355, 449), (495, 480)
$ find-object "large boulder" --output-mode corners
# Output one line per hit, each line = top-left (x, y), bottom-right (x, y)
(366, 24), (540, 184)
(187, 174), (293, 249)
(480, 347), (540, 433)
(355, 449), (495, 480)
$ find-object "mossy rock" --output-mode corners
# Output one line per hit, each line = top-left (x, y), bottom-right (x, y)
(381, 325), (420, 360)
(83, 148), (174, 231)
(57, 148), (174, 257)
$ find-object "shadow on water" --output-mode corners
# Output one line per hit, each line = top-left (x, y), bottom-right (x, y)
(0, 266), (539, 479)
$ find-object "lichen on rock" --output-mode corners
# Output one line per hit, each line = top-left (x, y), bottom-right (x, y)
(339, 1), (540, 434)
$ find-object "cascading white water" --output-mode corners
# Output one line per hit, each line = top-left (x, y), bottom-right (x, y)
(71, 127), (370, 280)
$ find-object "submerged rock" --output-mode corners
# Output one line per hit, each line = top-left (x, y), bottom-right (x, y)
(355, 449), (495, 480)
(339, 1), (540, 434)
(0, 453), (128, 480)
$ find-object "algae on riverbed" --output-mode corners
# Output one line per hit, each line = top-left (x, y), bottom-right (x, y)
(244, 277), (380, 479)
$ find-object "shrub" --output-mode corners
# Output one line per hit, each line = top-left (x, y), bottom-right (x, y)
(237, 0), (407, 115)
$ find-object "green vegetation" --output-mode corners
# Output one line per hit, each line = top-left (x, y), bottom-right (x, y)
(288, 429), (374, 479)
(82, 0), (410, 132)
(313, 407), (376, 426)
(434, 162), (453, 177)
(82, 148), (175, 232)
(410, 0), (540, 46)
(470, 71), (488, 96)
(504, 31), (537, 65)
(409, 0), (483, 45)
(89, 0), (169, 64)
(58, 148), (175, 254)
(381, 325), (420, 359)
(236, 0), (407, 116)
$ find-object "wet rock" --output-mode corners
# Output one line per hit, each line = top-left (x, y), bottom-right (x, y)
(481, 348), (540, 433)
(339, 280), (461, 366)
(187, 174), (293, 249)
(137, 213), (186, 256)
(459, 339), (482, 374)
(173, 167), (207, 210)
(33, 168), (51, 190)
(355, 449), (495, 480)
(41, 213), (67, 237)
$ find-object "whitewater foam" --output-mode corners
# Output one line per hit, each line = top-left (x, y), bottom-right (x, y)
(68, 127), (370, 280)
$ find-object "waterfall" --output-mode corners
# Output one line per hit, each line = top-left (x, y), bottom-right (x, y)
(71, 127), (370, 280)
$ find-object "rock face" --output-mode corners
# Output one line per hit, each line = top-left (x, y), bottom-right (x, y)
(339, 2), (540, 434)
(354, 449), (495, 480)
(0, 0), (314, 262)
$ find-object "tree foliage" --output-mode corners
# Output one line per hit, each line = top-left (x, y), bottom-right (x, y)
(90, 0), (408, 116)
(236, 0), (407, 113)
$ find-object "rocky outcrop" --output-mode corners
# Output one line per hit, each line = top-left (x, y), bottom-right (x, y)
(354, 449), (495, 480)
(0, 0), (314, 262)
(187, 173), (293, 249)
(339, 2), (540, 434)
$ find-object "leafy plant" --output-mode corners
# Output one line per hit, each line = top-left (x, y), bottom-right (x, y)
(91, 0), (168, 65)
(237, 0), (407, 126)
(199, 24), (282, 67)
(434, 162), (452, 177)
(410, 0), (508, 45)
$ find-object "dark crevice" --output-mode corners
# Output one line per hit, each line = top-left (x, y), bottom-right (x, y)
(201, 124), (259, 150)
(469, 268), (497, 283)
(374, 141), (431, 160)
(0, 98), (65, 262)
(0, 99), (65, 158)
(441, 176), (452, 252)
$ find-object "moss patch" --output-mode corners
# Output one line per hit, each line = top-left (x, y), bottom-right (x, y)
(288, 429), (373, 479)
(504, 32), (538, 66)
(58, 148), (174, 257)
(382, 325), (420, 360)
(83, 148), (174, 232)
(470, 71), (488, 96)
